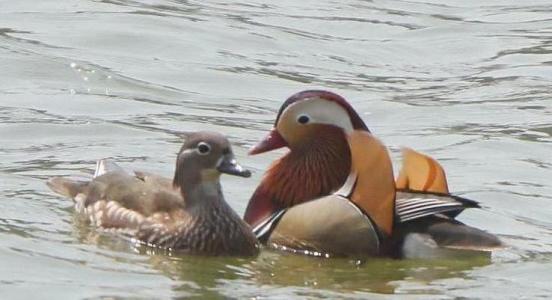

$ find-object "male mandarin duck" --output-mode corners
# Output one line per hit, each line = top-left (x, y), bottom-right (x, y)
(47, 131), (259, 256)
(245, 90), (502, 258)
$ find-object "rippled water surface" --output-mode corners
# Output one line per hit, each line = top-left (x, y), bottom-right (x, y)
(1, 0), (552, 299)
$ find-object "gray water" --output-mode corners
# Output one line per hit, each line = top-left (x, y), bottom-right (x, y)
(1, 0), (552, 299)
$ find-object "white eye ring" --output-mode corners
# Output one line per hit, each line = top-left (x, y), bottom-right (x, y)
(197, 142), (211, 155)
(297, 114), (310, 124)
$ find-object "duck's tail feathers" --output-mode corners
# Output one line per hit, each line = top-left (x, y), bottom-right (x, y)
(397, 218), (504, 259)
(94, 159), (125, 178)
(47, 177), (89, 199)
(425, 219), (504, 251)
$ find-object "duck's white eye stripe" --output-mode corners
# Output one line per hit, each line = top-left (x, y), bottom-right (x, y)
(180, 149), (196, 156)
(281, 97), (354, 134)
(197, 142), (211, 155)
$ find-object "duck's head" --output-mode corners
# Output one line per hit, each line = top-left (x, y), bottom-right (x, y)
(250, 90), (370, 155)
(246, 91), (395, 236)
(173, 131), (251, 189)
(245, 91), (374, 227)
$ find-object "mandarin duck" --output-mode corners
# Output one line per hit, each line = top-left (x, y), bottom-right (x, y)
(47, 131), (259, 256)
(245, 90), (502, 258)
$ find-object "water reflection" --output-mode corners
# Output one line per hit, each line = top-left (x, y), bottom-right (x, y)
(71, 215), (491, 297)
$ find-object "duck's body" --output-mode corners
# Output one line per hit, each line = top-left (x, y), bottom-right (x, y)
(245, 90), (502, 258)
(259, 195), (380, 257)
(48, 131), (259, 256)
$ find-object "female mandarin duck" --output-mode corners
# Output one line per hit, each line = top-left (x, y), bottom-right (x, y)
(245, 90), (502, 258)
(47, 131), (259, 256)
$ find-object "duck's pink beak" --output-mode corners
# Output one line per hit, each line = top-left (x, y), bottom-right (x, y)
(249, 129), (288, 155)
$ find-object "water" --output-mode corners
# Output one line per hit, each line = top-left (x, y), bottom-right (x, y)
(1, 0), (551, 298)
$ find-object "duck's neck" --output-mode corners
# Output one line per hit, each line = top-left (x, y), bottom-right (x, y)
(174, 173), (226, 210)
(245, 127), (350, 226)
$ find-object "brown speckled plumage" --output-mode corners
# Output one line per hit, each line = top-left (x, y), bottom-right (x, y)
(135, 182), (259, 255)
(47, 131), (259, 256)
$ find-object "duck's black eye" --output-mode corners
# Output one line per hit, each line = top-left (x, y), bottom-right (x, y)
(197, 142), (211, 155)
(297, 114), (310, 124)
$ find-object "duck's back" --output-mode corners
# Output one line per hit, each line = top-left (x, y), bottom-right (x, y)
(86, 171), (183, 216)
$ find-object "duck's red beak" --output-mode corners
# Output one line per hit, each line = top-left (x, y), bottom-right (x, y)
(249, 129), (288, 155)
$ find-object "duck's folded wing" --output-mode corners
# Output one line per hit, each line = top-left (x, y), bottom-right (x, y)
(86, 171), (183, 216)
(134, 171), (174, 190)
(395, 190), (480, 223)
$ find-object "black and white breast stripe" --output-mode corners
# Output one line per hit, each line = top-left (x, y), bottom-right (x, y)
(395, 191), (480, 223)
(253, 209), (287, 242)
